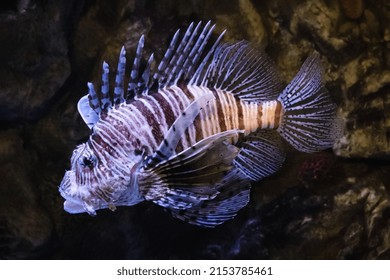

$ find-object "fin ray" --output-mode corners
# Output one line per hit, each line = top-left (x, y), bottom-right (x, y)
(169, 171), (251, 227)
(153, 29), (181, 82)
(196, 42), (284, 101)
(127, 35), (145, 98)
(114, 46), (126, 104)
(234, 130), (285, 181)
(100, 61), (111, 109)
(139, 130), (242, 212)
(156, 21), (219, 88)
(277, 53), (340, 152)
(78, 21), (226, 129)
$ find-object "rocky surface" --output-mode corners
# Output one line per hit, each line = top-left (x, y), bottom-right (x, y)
(0, 0), (389, 259)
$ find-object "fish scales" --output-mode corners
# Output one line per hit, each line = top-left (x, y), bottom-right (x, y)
(60, 21), (341, 227)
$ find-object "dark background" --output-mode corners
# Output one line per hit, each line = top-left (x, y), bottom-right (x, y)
(0, 0), (389, 259)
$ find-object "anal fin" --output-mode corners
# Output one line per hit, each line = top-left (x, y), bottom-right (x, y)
(234, 130), (285, 181)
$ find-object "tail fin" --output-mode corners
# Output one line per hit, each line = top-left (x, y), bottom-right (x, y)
(277, 53), (341, 153)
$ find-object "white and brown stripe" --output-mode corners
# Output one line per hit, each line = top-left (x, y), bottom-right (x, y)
(90, 85), (283, 159)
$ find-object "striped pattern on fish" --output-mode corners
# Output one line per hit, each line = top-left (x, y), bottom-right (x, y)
(93, 85), (282, 155)
(59, 21), (341, 227)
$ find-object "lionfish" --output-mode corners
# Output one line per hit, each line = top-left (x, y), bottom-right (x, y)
(59, 21), (339, 227)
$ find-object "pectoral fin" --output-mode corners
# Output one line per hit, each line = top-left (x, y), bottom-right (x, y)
(138, 130), (242, 210)
(169, 170), (251, 227)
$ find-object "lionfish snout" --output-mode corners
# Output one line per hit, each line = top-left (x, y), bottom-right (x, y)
(59, 170), (98, 215)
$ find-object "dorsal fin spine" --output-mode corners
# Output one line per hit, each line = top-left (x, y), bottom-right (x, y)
(84, 21), (232, 121)
(133, 35), (144, 80)
(141, 53), (154, 95)
(171, 22), (202, 85)
(164, 22), (196, 86)
(100, 61), (110, 110)
(87, 82), (101, 114)
(177, 21), (215, 83)
(190, 29), (226, 86)
(114, 46), (126, 104)
(153, 29), (180, 82)
(127, 35), (145, 98)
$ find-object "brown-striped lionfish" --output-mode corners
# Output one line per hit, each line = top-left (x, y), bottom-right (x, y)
(59, 21), (340, 227)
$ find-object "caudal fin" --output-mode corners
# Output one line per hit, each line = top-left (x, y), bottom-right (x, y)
(277, 53), (341, 153)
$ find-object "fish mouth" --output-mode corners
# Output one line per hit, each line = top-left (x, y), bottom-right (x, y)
(63, 199), (86, 214)
(58, 170), (74, 201)
(59, 170), (98, 215)
(59, 169), (145, 216)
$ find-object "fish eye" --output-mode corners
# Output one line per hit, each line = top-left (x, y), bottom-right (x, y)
(134, 149), (143, 156)
(80, 154), (96, 168)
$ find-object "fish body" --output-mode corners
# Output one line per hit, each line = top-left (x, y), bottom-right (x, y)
(59, 22), (339, 227)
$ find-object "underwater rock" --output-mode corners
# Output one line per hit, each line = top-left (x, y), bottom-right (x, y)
(0, 125), (54, 258)
(0, 128), (23, 164)
(333, 51), (390, 159)
(361, 9), (381, 43)
(289, 1), (347, 53)
(334, 178), (390, 259)
(0, 150), (53, 259)
(256, 158), (390, 259)
(0, 1), (72, 121)
(340, 0), (364, 20)
(227, 216), (268, 259)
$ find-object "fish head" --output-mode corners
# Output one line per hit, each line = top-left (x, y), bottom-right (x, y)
(59, 142), (143, 215)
